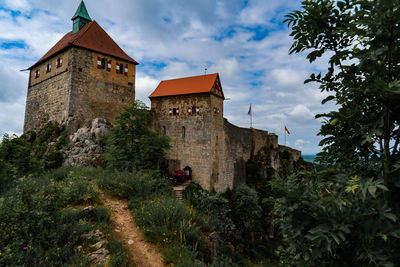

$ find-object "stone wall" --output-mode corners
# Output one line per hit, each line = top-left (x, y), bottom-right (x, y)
(24, 47), (136, 133)
(67, 47), (136, 131)
(24, 50), (71, 132)
(151, 94), (224, 190)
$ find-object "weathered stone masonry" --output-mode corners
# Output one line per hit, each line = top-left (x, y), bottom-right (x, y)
(24, 47), (136, 133)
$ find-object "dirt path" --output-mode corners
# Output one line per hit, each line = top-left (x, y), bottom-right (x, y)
(102, 193), (165, 267)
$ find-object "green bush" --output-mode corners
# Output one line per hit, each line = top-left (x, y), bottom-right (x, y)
(162, 244), (200, 266)
(105, 100), (170, 171)
(108, 237), (129, 267)
(135, 197), (200, 247)
(271, 170), (400, 266)
(0, 169), (101, 266)
(96, 169), (172, 206)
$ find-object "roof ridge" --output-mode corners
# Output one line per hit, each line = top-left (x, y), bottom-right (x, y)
(161, 73), (218, 82)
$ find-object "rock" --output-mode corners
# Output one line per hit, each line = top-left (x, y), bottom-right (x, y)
(81, 229), (105, 240)
(91, 240), (108, 250)
(71, 127), (90, 143)
(83, 206), (95, 212)
(114, 229), (121, 233)
(76, 245), (83, 252)
(127, 240), (134, 245)
(87, 247), (109, 264)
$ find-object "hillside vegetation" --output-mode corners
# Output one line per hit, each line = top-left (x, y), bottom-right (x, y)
(2, 1), (400, 266)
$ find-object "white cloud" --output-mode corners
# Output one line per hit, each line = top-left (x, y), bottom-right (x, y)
(295, 139), (310, 149)
(288, 104), (315, 121)
(0, 0), (333, 154)
(270, 68), (303, 87)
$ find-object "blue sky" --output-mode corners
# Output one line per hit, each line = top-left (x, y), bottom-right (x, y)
(0, 0), (335, 154)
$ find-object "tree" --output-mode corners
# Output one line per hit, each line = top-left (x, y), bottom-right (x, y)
(284, 0), (400, 188)
(105, 100), (170, 171)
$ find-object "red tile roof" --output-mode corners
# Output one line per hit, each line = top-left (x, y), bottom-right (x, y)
(149, 73), (225, 99)
(29, 20), (138, 69)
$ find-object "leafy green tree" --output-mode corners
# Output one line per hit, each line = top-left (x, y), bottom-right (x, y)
(270, 170), (400, 266)
(284, 0), (400, 187)
(105, 100), (170, 171)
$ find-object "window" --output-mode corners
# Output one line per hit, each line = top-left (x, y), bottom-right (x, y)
(119, 64), (124, 74)
(124, 64), (128, 76)
(182, 126), (186, 138)
(101, 58), (106, 69)
(107, 60), (112, 72)
(34, 69), (40, 78)
(172, 108), (177, 115)
(56, 57), (63, 68)
(162, 126), (166, 135)
(46, 63), (51, 73)
(192, 106), (196, 115)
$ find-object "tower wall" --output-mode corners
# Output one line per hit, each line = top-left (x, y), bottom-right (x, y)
(67, 47), (136, 131)
(24, 50), (71, 132)
(24, 47), (136, 133)
(151, 94), (217, 190)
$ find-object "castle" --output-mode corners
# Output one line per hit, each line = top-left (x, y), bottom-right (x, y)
(24, 1), (301, 192)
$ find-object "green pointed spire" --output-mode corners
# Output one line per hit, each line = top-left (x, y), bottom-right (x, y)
(71, 1), (92, 34)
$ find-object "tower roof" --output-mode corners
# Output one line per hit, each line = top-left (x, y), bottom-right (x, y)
(149, 73), (225, 99)
(29, 21), (138, 69)
(71, 0), (92, 21)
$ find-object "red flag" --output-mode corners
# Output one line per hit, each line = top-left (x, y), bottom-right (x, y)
(248, 104), (252, 115)
(285, 126), (291, 135)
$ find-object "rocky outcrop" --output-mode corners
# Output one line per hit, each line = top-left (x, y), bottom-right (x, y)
(64, 118), (111, 166)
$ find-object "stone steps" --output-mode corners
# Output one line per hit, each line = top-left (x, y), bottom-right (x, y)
(173, 180), (192, 202)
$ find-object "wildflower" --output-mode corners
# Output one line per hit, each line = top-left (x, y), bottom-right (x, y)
(23, 247), (28, 250)
(7, 248), (11, 252)
(40, 261), (43, 263)
(57, 247), (60, 251)
(73, 231), (77, 234)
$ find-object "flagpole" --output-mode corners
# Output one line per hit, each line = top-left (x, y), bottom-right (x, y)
(284, 125), (286, 146)
(251, 109), (253, 128)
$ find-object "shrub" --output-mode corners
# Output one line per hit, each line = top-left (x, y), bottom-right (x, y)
(105, 100), (170, 171)
(96, 169), (172, 205)
(270, 170), (400, 266)
(135, 197), (200, 247)
(162, 244), (200, 266)
(107, 237), (129, 267)
(0, 171), (101, 266)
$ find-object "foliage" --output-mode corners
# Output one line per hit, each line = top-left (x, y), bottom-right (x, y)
(270, 170), (400, 266)
(284, 0), (400, 186)
(105, 100), (170, 171)
(107, 237), (130, 267)
(162, 244), (200, 266)
(0, 167), (103, 266)
(135, 197), (200, 248)
(96, 169), (172, 207)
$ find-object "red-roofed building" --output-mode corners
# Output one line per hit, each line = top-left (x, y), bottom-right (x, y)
(24, 0), (138, 133)
(149, 74), (301, 192)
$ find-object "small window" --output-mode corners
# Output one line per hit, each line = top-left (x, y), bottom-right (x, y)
(101, 58), (106, 69)
(162, 126), (166, 135)
(182, 126), (186, 138)
(34, 69), (40, 78)
(56, 57), (63, 68)
(46, 63), (51, 73)
(172, 108), (177, 115)
(192, 106), (196, 115)
(119, 64), (124, 75)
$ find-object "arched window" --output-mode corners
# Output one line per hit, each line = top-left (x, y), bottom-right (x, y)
(101, 58), (106, 69)
(162, 126), (166, 135)
(173, 108), (177, 115)
(182, 126), (185, 138)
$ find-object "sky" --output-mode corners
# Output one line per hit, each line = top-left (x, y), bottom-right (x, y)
(0, 0), (336, 154)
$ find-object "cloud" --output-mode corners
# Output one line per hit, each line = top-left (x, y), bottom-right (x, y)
(288, 104), (315, 121)
(270, 68), (303, 87)
(0, 0), (334, 154)
(295, 139), (310, 149)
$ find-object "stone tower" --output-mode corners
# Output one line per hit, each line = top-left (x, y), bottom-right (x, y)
(24, 0), (138, 133)
(149, 73), (302, 192)
(149, 73), (225, 190)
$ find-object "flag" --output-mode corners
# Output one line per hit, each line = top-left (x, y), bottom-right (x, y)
(285, 126), (291, 135)
(248, 104), (252, 115)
